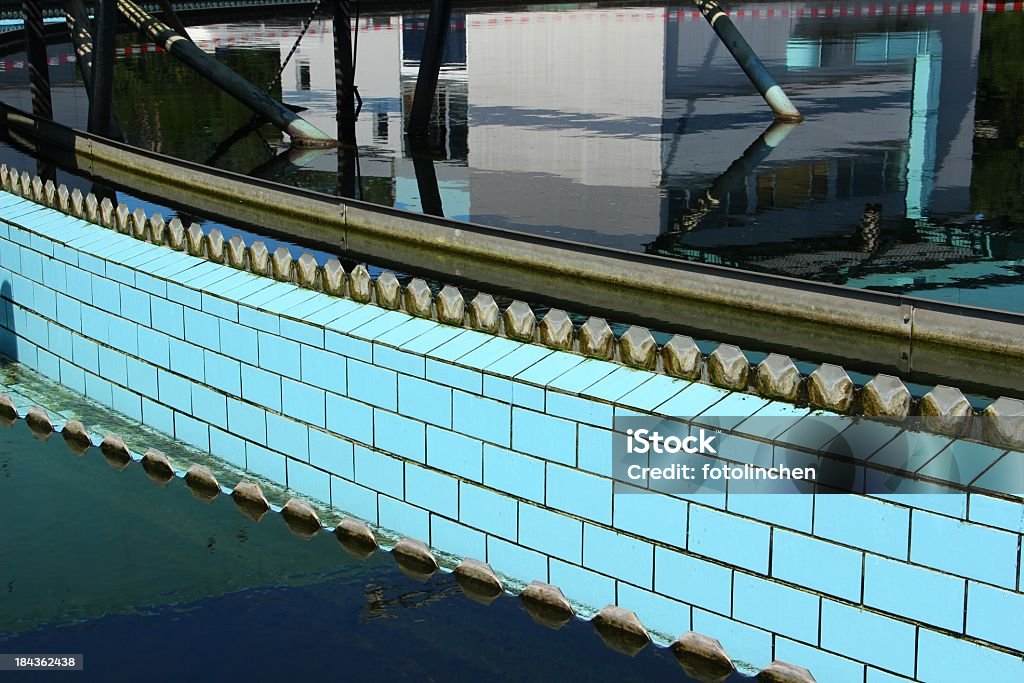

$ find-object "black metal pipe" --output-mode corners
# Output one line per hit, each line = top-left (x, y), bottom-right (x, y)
(334, 0), (356, 145)
(21, 0), (52, 120)
(406, 0), (451, 135)
(88, 0), (116, 136)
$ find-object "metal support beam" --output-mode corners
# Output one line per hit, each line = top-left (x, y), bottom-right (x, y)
(155, 0), (192, 42)
(406, 0), (451, 135)
(116, 0), (336, 147)
(693, 0), (802, 122)
(22, 0), (52, 120)
(63, 0), (124, 139)
(333, 0), (356, 145)
(89, 0), (116, 137)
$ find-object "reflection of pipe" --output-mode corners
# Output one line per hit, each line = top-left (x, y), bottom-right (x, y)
(89, 0), (116, 136)
(407, 0), (451, 135)
(116, 0), (335, 147)
(408, 139), (444, 217)
(666, 120), (797, 234)
(23, 0), (52, 119)
(693, 0), (802, 122)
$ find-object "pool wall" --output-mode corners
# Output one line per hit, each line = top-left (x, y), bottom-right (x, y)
(1, 191), (1023, 680)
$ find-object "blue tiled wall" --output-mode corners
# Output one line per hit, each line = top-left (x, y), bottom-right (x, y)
(1, 193), (1023, 680)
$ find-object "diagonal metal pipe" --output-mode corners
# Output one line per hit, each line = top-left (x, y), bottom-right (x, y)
(115, 0), (336, 147)
(694, 0), (803, 122)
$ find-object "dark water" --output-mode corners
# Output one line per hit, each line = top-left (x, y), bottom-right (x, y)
(0, 419), (720, 682)
(0, 2), (1022, 312)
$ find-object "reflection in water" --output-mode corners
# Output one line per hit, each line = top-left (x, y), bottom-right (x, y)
(0, 3), (1021, 310)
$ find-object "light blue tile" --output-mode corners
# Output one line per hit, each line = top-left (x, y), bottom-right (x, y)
(330, 477), (378, 523)
(110, 386), (142, 422)
(141, 397), (174, 435)
(968, 493), (1024, 533)
(226, 398), (267, 444)
(693, 392), (770, 430)
(654, 548), (731, 615)
(374, 316), (438, 348)
(583, 523), (653, 588)
(512, 407), (576, 466)
(191, 384), (227, 429)
(168, 338), (204, 380)
(287, 459), (331, 504)
(821, 600), (916, 677)
(348, 359), (397, 410)
(484, 343), (554, 378)
(405, 463), (458, 518)
(655, 382), (730, 418)
(864, 554), (965, 630)
(219, 319), (258, 365)
(583, 366), (657, 403)
(550, 559), (615, 613)
(514, 350), (584, 386)
(689, 504), (770, 573)
(204, 350), (241, 395)
(869, 429), (951, 472)
(282, 378), (326, 428)
(184, 308), (221, 351)
(546, 464), (611, 524)
(175, 412), (210, 451)
(238, 306), (279, 335)
(349, 309), (415, 341)
(84, 373), (113, 407)
(775, 638), (865, 683)
(815, 494), (910, 559)
(59, 359), (85, 394)
(519, 502), (581, 562)
(966, 582), (1024, 651)
(546, 391), (612, 428)
(430, 517), (486, 560)
(241, 364), (281, 412)
(917, 627), (1024, 682)
(456, 336), (520, 370)
(486, 537), (548, 584)
(301, 298), (363, 326)
(239, 281), (300, 309)
(483, 445), (545, 503)
(427, 426), (483, 481)
(200, 292), (238, 323)
(616, 583), (691, 644)
(910, 510), (1018, 588)
(373, 344), (425, 377)
(918, 440), (1007, 486)
(460, 482), (518, 540)
(374, 409), (426, 463)
(323, 303), (387, 334)
(733, 572), (819, 643)
(578, 425), (614, 477)
(266, 412), (309, 461)
(325, 330), (372, 362)
(972, 451), (1024, 498)
(429, 329), (493, 362)
(772, 530), (862, 602)
(379, 496), (431, 541)
(613, 486), (688, 548)
(397, 375), (452, 428)
(547, 358), (618, 394)
(126, 357), (158, 398)
(150, 298), (184, 338)
(354, 446), (403, 499)
(157, 369), (191, 413)
(309, 428), (354, 478)
(326, 393), (373, 444)
(399, 323), (465, 355)
(260, 287), (319, 316)
(453, 390), (511, 446)
(300, 345), (346, 395)
(426, 359), (482, 394)
(285, 292), (336, 321)
(247, 443), (287, 483)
